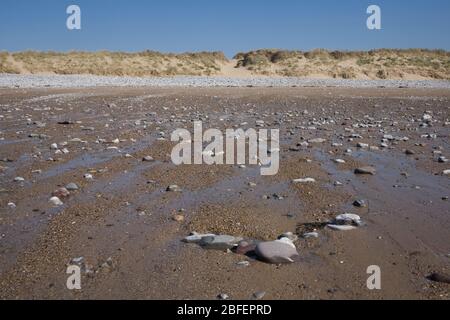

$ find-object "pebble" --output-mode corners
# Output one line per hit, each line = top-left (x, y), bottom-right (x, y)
(166, 184), (182, 192)
(142, 156), (154, 162)
(354, 166), (376, 175)
(303, 232), (319, 239)
(7, 202), (16, 209)
(278, 232), (298, 242)
(443, 169), (450, 175)
(199, 235), (243, 251)
(236, 261), (250, 267)
(172, 214), (184, 222)
(217, 293), (229, 300)
(292, 178), (316, 183)
(14, 176), (25, 182)
(427, 272), (450, 284)
(52, 187), (70, 198)
(235, 240), (257, 255)
(49, 196), (63, 206)
(255, 238), (299, 264)
(308, 138), (326, 144)
(65, 182), (79, 191)
(84, 173), (93, 180)
(252, 291), (266, 300)
(333, 159), (346, 164)
(357, 143), (369, 149)
(327, 213), (362, 231)
(353, 199), (366, 207)
(183, 232), (216, 243)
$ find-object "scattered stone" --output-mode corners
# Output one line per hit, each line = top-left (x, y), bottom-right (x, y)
(252, 291), (266, 300)
(278, 232), (298, 242)
(236, 261), (250, 267)
(353, 199), (366, 207)
(235, 240), (257, 255)
(354, 166), (376, 175)
(308, 138), (326, 144)
(333, 159), (346, 164)
(255, 238), (299, 264)
(217, 293), (229, 300)
(405, 149), (415, 155)
(327, 224), (357, 231)
(292, 178), (316, 183)
(427, 272), (450, 284)
(327, 213), (362, 231)
(182, 232), (216, 244)
(14, 176), (25, 182)
(52, 187), (70, 198)
(357, 142), (369, 149)
(172, 214), (184, 222)
(438, 156), (448, 163)
(84, 173), (93, 180)
(166, 184), (182, 192)
(443, 169), (450, 175)
(303, 232), (319, 239)
(49, 196), (63, 206)
(7, 202), (16, 209)
(65, 183), (79, 191)
(199, 235), (243, 251)
(142, 156), (154, 162)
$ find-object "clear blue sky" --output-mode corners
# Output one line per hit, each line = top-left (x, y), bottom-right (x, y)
(1, 0), (449, 57)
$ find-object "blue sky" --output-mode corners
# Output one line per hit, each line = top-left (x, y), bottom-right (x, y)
(1, 0), (449, 57)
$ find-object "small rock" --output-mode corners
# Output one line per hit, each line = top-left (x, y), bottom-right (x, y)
(327, 224), (357, 231)
(236, 261), (250, 267)
(14, 176), (25, 182)
(255, 238), (299, 264)
(235, 240), (257, 255)
(303, 232), (319, 239)
(278, 232), (298, 242)
(84, 173), (93, 180)
(353, 199), (366, 207)
(65, 183), (79, 191)
(427, 272), (450, 284)
(142, 156), (154, 162)
(172, 214), (184, 222)
(217, 293), (229, 300)
(357, 143), (369, 149)
(405, 149), (415, 155)
(252, 291), (266, 300)
(7, 202), (16, 209)
(308, 138), (326, 144)
(292, 178), (316, 183)
(182, 232), (216, 243)
(354, 166), (376, 175)
(166, 185), (182, 192)
(199, 235), (243, 251)
(49, 196), (63, 206)
(52, 187), (70, 198)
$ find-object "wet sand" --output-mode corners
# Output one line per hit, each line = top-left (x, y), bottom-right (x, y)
(0, 87), (449, 299)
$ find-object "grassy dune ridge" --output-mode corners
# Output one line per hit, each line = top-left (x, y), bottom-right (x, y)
(1, 49), (449, 79)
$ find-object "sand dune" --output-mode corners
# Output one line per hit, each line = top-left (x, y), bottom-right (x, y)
(0, 49), (449, 80)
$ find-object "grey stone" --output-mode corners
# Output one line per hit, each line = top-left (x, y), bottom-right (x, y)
(255, 239), (299, 264)
(199, 235), (243, 250)
(354, 166), (376, 175)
